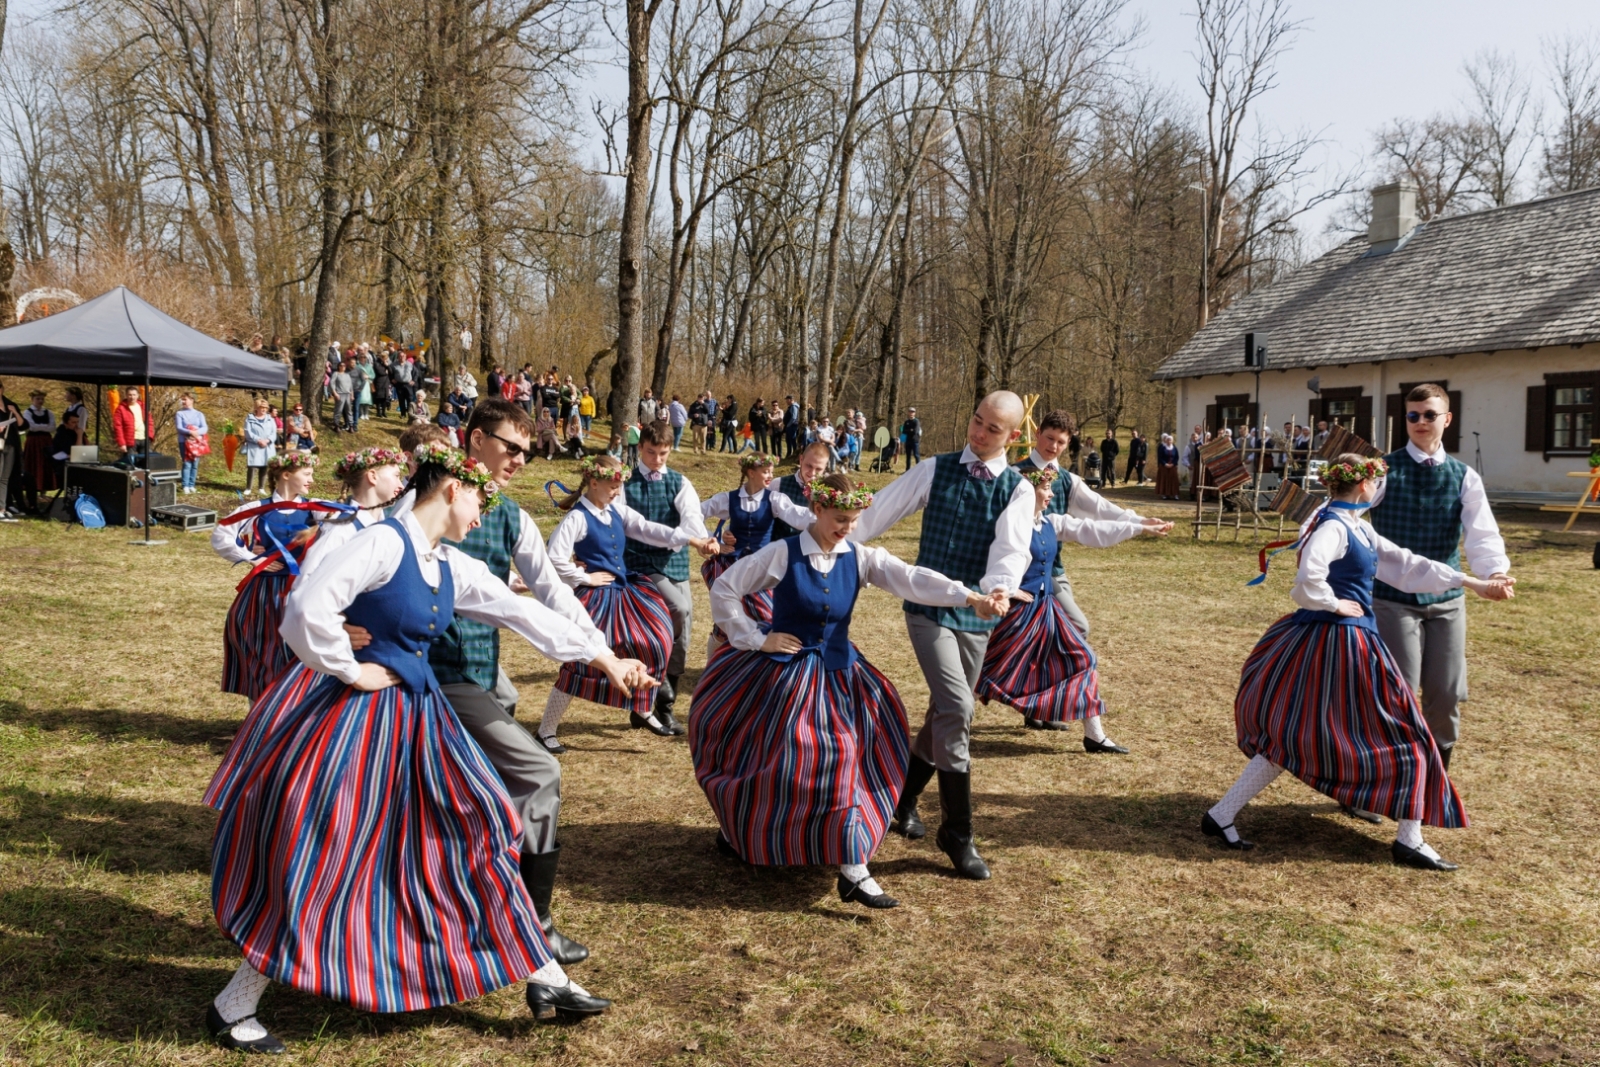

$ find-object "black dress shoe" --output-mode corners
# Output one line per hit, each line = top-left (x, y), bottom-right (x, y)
(656, 706), (686, 736)
(1339, 804), (1383, 824)
(629, 710), (673, 736)
(1082, 736), (1130, 754)
(1392, 841), (1459, 871)
(1200, 812), (1254, 851)
(526, 979), (611, 1022)
(536, 734), (567, 755)
(837, 874), (899, 909)
(1025, 718), (1070, 731)
(206, 1004), (287, 1054)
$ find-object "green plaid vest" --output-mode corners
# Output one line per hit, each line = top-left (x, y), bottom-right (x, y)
(1014, 456), (1076, 577)
(430, 502), (523, 688)
(770, 472), (810, 540)
(906, 451), (1022, 632)
(1369, 448), (1466, 606)
(624, 467), (690, 580)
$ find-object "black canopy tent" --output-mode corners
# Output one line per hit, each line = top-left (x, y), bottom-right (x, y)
(0, 286), (291, 542)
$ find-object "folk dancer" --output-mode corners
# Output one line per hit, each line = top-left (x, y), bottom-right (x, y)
(691, 474), (1008, 908)
(849, 391), (1032, 881)
(536, 454), (719, 750)
(296, 447), (408, 578)
(768, 440), (831, 541)
(699, 451), (816, 652)
(203, 447), (645, 1052)
(1203, 455), (1511, 870)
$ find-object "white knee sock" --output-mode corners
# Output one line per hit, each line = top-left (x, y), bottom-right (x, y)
(537, 690), (573, 740)
(214, 960), (271, 1040)
(1084, 714), (1108, 744)
(839, 862), (884, 897)
(530, 957), (587, 995)
(1208, 755), (1283, 843)
(1394, 818), (1442, 860)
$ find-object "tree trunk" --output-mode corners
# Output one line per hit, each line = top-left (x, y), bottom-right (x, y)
(382, 220), (403, 340)
(299, 0), (346, 417)
(613, 0), (659, 428)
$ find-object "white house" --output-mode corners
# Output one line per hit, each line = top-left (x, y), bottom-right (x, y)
(1153, 182), (1600, 496)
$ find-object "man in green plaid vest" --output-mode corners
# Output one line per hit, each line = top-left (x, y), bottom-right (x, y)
(1015, 409), (1171, 747)
(851, 392), (1031, 882)
(624, 420), (714, 734)
(1368, 384), (1514, 774)
(770, 441), (831, 540)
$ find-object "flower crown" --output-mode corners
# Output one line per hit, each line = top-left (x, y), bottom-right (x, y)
(739, 452), (777, 471)
(410, 442), (502, 509)
(579, 454), (629, 481)
(1320, 457), (1387, 488)
(334, 447), (406, 481)
(274, 449), (318, 472)
(1020, 467), (1058, 487)
(808, 479), (874, 510)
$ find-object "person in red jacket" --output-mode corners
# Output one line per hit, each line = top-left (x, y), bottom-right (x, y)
(113, 388), (149, 464)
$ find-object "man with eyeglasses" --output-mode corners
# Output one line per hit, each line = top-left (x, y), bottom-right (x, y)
(1365, 383), (1515, 793)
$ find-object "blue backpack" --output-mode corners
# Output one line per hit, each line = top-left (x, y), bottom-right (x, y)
(74, 493), (107, 529)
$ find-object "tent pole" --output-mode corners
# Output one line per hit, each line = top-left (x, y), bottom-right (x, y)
(95, 384), (102, 446)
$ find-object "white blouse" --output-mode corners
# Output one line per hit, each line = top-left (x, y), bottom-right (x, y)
(281, 511), (607, 685)
(1044, 512), (1147, 549)
(547, 497), (693, 586)
(1291, 510), (1465, 614)
(297, 506), (389, 578)
(700, 486), (815, 532)
(210, 491), (301, 565)
(711, 530), (973, 652)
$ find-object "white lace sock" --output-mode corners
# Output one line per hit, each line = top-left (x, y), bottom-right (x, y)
(214, 960), (271, 1041)
(529, 958), (587, 995)
(1084, 714), (1108, 744)
(839, 863), (885, 897)
(1394, 818), (1442, 860)
(1209, 755), (1283, 843)
(537, 689), (573, 741)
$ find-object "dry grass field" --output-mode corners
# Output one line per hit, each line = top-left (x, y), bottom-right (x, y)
(1, 435), (1598, 1066)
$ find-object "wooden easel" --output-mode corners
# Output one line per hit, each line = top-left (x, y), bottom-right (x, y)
(1539, 438), (1600, 531)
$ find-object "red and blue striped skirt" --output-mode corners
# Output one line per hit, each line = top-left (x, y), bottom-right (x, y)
(1235, 616), (1466, 828)
(222, 570), (296, 701)
(701, 553), (774, 638)
(689, 643), (908, 866)
(976, 594), (1105, 722)
(206, 663), (552, 1012)
(556, 579), (674, 714)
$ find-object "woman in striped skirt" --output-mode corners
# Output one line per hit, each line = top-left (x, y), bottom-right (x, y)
(203, 445), (650, 1052)
(1203, 454), (1512, 871)
(699, 452), (815, 652)
(690, 473), (1008, 909)
(976, 467), (1155, 747)
(211, 450), (325, 700)
(295, 446), (407, 579)
(535, 454), (720, 752)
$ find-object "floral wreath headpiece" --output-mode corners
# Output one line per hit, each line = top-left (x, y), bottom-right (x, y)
(1320, 457), (1387, 489)
(335, 447), (406, 481)
(579, 454), (629, 481)
(807, 479), (874, 510)
(739, 452), (777, 471)
(273, 449), (318, 472)
(410, 442), (502, 510)
(1020, 466), (1058, 487)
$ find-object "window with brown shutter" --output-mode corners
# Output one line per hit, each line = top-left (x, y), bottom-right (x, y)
(1525, 385), (1547, 453)
(1544, 372), (1597, 455)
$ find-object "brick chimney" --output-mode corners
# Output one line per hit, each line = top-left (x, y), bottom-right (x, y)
(1368, 181), (1419, 244)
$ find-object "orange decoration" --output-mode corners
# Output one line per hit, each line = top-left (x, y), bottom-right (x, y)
(223, 434), (240, 472)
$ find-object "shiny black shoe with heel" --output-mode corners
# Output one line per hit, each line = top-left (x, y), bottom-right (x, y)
(206, 1004), (287, 1055)
(526, 980), (612, 1022)
(1200, 811), (1254, 851)
(837, 875), (899, 909)
(1082, 736), (1130, 754)
(1392, 841), (1459, 871)
(630, 710), (673, 736)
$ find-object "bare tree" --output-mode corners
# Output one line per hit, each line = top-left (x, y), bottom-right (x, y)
(1463, 49), (1539, 207)
(1542, 31), (1600, 194)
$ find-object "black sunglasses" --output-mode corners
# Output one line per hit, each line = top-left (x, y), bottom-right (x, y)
(483, 429), (529, 460)
(1405, 410), (1444, 423)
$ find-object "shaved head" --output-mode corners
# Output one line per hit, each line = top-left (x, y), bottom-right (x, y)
(966, 390), (1026, 460)
(978, 390), (1025, 429)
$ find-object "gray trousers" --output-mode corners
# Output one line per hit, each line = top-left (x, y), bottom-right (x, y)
(1053, 574), (1090, 636)
(905, 613), (991, 773)
(644, 573), (693, 685)
(0, 446), (13, 512)
(443, 668), (561, 854)
(1373, 597), (1468, 753)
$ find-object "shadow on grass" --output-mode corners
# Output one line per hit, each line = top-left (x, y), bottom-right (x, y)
(0, 700), (240, 752)
(0, 785), (215, 873)
(0, 886), (544, 1048)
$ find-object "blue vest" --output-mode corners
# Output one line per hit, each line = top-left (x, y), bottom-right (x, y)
(1369, 448), (1466, 606)
(769, 473), (810, 540)
(724, 490), (775, 558)
(343, 518), (457, 694)
(1013, 457), (1075, 577)
(430, 501), (522, 689)
(767, 537), (859, 671)
(907, 452), (1022, 632)
(1288, 512), (1378, 634)
(573, 504), (629, 579)
(624, 467), (690, 580)
(1019, 520), (1058, 596)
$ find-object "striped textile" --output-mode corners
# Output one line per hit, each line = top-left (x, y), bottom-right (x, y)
(700, 552), (775, 637)
(555, 579), (674, 714)
(206, 662), (552, 1012)
(1234, 614), (1467, 827)
(689, 643), (909, 866)
(221, 570), (296, 700)
(976, 594), (1105, 723)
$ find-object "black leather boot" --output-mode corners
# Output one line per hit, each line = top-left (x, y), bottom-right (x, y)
(520, 848), (589, 965)
(656, 675), (686, 735)
(934, 769), (991, 880)
(891, 756), (936, 839)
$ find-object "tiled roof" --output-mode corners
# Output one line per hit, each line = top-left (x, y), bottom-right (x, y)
(1152, 187), (1600, 380)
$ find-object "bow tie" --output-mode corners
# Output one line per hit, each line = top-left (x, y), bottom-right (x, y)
(643, 469), (663, 482)
(968, 461), (995, 482)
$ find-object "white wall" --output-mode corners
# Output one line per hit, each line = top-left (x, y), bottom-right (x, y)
(1173, 344), (1599, 493)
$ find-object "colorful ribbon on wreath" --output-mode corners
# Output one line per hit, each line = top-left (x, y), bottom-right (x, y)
(1246, 499), (1368, 586)
(219, 498), (359, 589)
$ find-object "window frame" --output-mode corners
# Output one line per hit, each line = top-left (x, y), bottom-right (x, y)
(1542, 371), (1600, 457)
